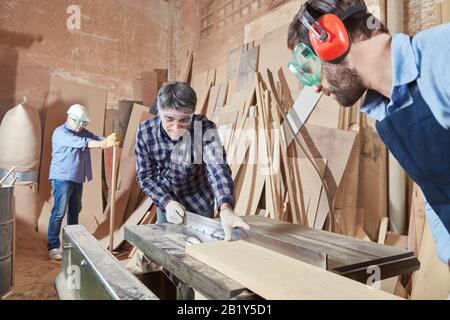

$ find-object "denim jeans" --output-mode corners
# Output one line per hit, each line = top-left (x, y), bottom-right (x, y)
(156, 202), (215, 224)
(48, 180), (83, 250)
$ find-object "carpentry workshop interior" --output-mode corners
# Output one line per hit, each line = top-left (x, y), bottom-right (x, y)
(0, 0), (449, 302)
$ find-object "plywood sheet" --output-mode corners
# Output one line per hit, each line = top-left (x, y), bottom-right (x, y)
(333, 136), (361, 236)
(121, 104), (151, 159)
(186, 240), (401, 300)
(258, 25), (302, 99)
(140, 71), (158, 107)
(38, 76), (107, 233)
(103, 105), (152, 228)
(410, 221), (450, 300)
(236, 46), (259, 91)
(244, 1), (303, 44)
(283, 86), (322, 146)
(357, 123), (388, 240)
(289, 124), (358, 230)
(296, 158), (327, 228)
(306, 93), (341, 129)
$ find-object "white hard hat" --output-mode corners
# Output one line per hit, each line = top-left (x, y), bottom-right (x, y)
(67, 104), (90, 122)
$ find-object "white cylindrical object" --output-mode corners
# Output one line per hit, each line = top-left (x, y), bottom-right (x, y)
(387, 0), (406, 234)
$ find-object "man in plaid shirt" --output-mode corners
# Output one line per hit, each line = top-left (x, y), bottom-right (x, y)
(135, 81), (249, 240)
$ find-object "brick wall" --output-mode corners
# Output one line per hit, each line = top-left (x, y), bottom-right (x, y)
(0, 0), (169, 121)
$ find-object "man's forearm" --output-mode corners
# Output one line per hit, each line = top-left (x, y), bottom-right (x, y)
(137, 176), (173, 210)
(88, 140), (105, 149)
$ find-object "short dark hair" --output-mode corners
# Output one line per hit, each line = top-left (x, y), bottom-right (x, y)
(287, 0), (388, 51)
(157, 81), (197, 113)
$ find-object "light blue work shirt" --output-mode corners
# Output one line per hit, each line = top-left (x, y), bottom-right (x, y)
(49, 123), (103, 184)
(361, 24), (450, 264)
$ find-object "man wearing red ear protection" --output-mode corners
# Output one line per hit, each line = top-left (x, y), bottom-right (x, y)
(288, 0), (450, 267)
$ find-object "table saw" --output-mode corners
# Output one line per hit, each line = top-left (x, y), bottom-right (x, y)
(55, 212), (419, 300)
(123, 214), (420, 300)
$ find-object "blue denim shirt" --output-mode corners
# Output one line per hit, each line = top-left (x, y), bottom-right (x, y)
(361, 24), (450, 264)
(361, 24), (450, 128)
(49, 123), (103, 183)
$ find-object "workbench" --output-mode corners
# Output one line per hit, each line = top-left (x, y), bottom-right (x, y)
(124, 216), (420, 300)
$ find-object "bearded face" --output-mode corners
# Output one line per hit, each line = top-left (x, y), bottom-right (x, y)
(322, 61), (367, 107)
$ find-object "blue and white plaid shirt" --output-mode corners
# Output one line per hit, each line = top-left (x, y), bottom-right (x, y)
(135, 114), (234, 214)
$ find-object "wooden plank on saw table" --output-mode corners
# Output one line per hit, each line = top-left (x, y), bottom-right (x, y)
(38, 76), (106, 233)
(186, 240), (401, 300)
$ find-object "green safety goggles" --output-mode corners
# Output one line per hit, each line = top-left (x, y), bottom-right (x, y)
(288, 43), (322, 87)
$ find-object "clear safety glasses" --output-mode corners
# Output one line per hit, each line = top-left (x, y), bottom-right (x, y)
(159, 111), (193, 126)
(70, 117), (89, 128)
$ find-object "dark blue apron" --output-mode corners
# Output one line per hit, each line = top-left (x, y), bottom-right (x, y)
(375, 82), (450, 234)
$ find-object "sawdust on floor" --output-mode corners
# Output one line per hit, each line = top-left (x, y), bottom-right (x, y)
(2, 222), (60, 300)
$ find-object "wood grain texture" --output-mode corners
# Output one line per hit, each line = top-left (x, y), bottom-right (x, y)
(411, 221), (450, 300)
(186, 240), (401, 300)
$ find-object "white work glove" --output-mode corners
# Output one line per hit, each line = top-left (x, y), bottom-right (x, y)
(165, 200), (186, 225)
(220, 208), (250, 241)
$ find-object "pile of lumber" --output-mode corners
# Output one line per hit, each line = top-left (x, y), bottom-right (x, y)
(185, 40), (359, 234)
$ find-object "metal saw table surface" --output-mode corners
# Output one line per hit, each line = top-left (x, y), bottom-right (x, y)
(125, 216), (419, 299)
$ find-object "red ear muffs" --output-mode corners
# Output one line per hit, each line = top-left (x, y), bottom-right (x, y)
(309, 14), (351, 62)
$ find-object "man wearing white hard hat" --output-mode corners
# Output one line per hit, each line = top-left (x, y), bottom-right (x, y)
(47, 104), (120, 260)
